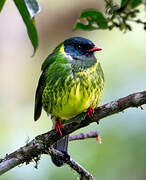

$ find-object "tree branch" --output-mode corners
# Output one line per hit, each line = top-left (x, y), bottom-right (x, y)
(0, 91), (146, 176)
(69, 131), (100, 142)
(48, 148), (95, 180)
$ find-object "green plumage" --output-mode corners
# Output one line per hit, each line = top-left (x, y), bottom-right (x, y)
(34, 43), (104, 122)
(42, 59), (104, 121)
(34, 37), (104, 166)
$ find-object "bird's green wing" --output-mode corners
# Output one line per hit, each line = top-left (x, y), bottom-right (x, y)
(41, 53), (57, 71)
(34, 52), (60, 121)
(34, 49), (68, 121)
(34, 53), (57, 121)
(41, 42), (65, 71)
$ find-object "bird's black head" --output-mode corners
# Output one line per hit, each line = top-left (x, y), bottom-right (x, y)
(64, 37), (102, 60)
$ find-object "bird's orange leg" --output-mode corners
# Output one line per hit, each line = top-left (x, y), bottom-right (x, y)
(56, 120), (64, 136)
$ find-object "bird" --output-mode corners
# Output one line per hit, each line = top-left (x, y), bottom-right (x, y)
(34, 37), (104, 167)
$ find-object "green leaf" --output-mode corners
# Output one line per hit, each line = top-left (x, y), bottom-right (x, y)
(24, 0), (41, 18)
(121, 0), (128, 7)
(0, 0), (6, 12)
(13, 0), (40, 55)
(120, 0), (143, 9)
(74, 9), (108, 31)
(130, 0), (142, 8)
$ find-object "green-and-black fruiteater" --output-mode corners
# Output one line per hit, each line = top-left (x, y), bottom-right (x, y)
(34, 37), (104, 167)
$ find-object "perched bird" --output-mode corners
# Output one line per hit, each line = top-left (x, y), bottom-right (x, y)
(34, 37), (104, 167)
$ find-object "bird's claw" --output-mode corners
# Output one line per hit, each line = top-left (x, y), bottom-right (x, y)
(87, 107), (94, 117)
(56, 120), (64, 136)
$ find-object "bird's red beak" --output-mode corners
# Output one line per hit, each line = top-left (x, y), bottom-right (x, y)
(89, 46), (102, 52)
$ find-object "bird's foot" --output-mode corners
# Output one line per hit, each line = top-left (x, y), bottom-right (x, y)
(56, 120), (64, 136)
(87, 107), (94, 117)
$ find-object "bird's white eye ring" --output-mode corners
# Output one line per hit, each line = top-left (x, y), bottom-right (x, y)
(78, 45), (81, 49)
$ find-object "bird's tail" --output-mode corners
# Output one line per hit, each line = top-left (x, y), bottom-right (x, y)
(51, 135), (69, 167)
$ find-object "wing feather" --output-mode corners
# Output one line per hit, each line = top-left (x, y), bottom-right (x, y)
(34, 73), (46, 121)
(34, 51), (68, 121)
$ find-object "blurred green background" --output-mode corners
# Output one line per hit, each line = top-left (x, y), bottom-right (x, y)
(0, 0), (146, 180)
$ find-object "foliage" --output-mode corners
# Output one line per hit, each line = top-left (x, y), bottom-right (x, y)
(0, 0), (6, 12)
(0, 0), (145, 53)
(0, 0), (40, 54)
(74, 0), (146, 32)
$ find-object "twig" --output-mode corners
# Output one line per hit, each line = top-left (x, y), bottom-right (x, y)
(69, 131), (100, 141)
(48, 148), (95, 180)
(0, 91), (146, 176)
